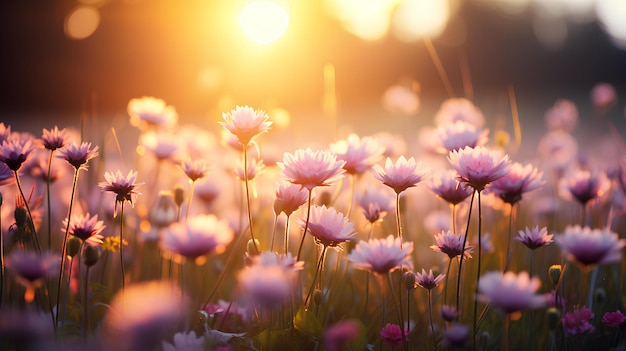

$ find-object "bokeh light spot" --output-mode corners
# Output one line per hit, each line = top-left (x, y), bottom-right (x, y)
(239, 1), (289, 45)
(64, 6), (100, 40)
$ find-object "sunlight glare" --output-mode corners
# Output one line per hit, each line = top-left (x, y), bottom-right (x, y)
(392, 0), (450, 42)
(239, 1), (289, 45)
(64, 6), (100, 40)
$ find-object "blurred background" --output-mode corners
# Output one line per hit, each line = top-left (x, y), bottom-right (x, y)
(1, 0), (625, 139)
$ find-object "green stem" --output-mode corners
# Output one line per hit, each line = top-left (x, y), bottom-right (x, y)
(473, 190), (483, 350)
(305, 245), (327, 308)
(386, 272), (406, 347)
(296, 190), (313, 261)
(283, 214), (291, 256)
(243, 146), (259, 253)
(456, 190), (475, 315)
(395, 193), (403, 247)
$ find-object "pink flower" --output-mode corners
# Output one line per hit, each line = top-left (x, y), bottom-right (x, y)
(128, 96), (178, 129)
(602, 310), (626, 328)
(0, 137), (34, 172)
(545, 99), (578, 131)
(300, 205), (356, 248)
(477, 271), (548, 314)
(323, 320), (361, 351)
(233, 156), (265, 181)
(489, 162), (544, 204)
(0, 122), (11, 143)
(434, 98), (485, 128)
(273, 180), (309, 216)
(429, 170), (473, 205)
(179, 159), (211, 182)
(330, 133), (384, 175)
(162, 331), (204, 351)
(347, 235), (413, 274)
(414, 268), (445, 290)
(40, 126), (68, 151)
(63, 212), (105, 244)
(140, 131), (181, 162)
(448, 146), (511, 192)
(161, 214), (234, 264)
(56, 141), (99, 171)
(559, 169), (610, 205)
(591, 82), (616, 110)
(356, 187), (395, 223)
(238, 252), (300, 308)
(371, 156), (431, 194)
(562, 306), (594, 336)
(379, 323), (408, 347)
(219, 105), (272, 145)
(99, 170), (143, 215)
(430, 230), (473, 259)
(278, 148), (346, 190)
(555, 225), (625, 266)
(436, 120), (489, 153)
(515, 226), (553, 250)
(537, 130), (577, 173)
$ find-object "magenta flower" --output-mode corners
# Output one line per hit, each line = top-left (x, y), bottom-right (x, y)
(127, 96), (178, 129)
(278, 148), (346, 190)
(99, 170), (143, 216)
(323, 320), (361, 351)
(56, 141), (99, 171)
(179, 159), (211, 183)
(436, 120), (489, 153)
(273, 180), (309, 216)
(372, 156), (431, 194)
(545, 99), (578, 131)
(63, 212), (105, 244)
(330, 133), (384, 175)
(0, 137), (34, 172)
(430, 230), (473, 259)
(429, 170), (473, 205)
(161, 214), (234, 264)
(347, 235), (413, 274)
(414, 268), (445, 290)
(380, 323), (408, 347)
(555, 225), (625, 267)
(559, 169), (610, 205)
(219, 105), (272, 145)
(448, 146), (511, 192)
(477, 271), (548, 314)
(515, 226), (553, 250)
(300, 205), (356, 248)
(356, 187), (395, 223)
(562, 306), (595, 336)
(489, 162), (544, 204)
(434, 98), (485, 128)
(602, 310), (626, 328)
(40, 126), (68, 151)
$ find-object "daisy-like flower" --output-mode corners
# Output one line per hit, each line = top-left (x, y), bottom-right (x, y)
(489, 162), (544, 204)
(380, 323), (409, 347)
(278, 148), (346, 190)
(128, 96), (178, 129)
(0, 163), (14, 185)
(140, 131), (181, 162)
(559, 169), (610, 205)
(0, 137), (34, 172)
(477, 271), (549, 314)
(40, 126), (67, 151)
(273, 180), (309, 216)
(562, 306), (594, 336)
(440, 305), (459, 322)
(436, 120), (489, 153)
(56, 141), (99, 171)
(430, 230), (473, 259)
(414, 268), (445, 290)
(99, 170), (143, 215)
(602, 310), (626, 328)
(238, 251), (301, 308)
(515, 226), (553, 250)
(347, 235), (413, 274)
(300, 205), (356, 248)
(372, 156), (431, 194)
(63, 212), (105, 245)
(179, 159), (211, 183)
(5, 251), (59, 302)
(219, 105), (272, 146)
(356, 187), (395, 223)
(434, 98), (485, 128)
(545, 99), (578, 131)
(429, 170), (473, 205)
(329, 133), (384, 175)
(555, 225), (625, 267)
(161, 214), (234, 265)
(448, 146), (511, 192)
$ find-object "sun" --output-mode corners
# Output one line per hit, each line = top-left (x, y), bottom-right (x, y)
(239, 1), (289, 45)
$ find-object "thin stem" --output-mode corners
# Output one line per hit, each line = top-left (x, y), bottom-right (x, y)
(395, 193), (402, 248)
(0, 200), (3, 309)
(120, 201), (126, 291)
(203, 226), (247, 306)
(56, 168), (80, 329)
(386, 272), (406, 347)
(305, 245), (327, 308)
(83, 264), (90, 341)
(456, 190), (475, 315)
(429, 290), (438, 351)
(46, 150), (54, 250)
(185, 181), (195, 222)
(346, 174), (356, 219)
(283, 214), (291, 256)
(451, 203), (456, 234)
(503, 313), (510, 351)
(296, 190), (313, 261)
(243, 146), (259, 254)
(503, 204), (515, 272)
(14, 171), (42, 253)
(444, 258), (452, 306)
(473, 190), (483, 350)
(270, 214), (278, 252)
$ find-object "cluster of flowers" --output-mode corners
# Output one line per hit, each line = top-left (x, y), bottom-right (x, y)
(0, 90), (625, 351)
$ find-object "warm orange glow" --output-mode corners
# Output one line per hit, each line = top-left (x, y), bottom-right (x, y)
(239, 1), (289, 44)
(325, 0), (397, 41)
(64, 6), (100, 40)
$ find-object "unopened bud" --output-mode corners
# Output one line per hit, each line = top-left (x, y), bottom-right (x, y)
(173, 186), (185, 207)
(67, 236), (82, 258)
(404, 272), (416, 291)
(83, 245), (100, 267)
(547, 307), (561, 330)
(247, 239), (260, 255)
(313, 289), (323, 306)
(14, 208), (27, 227)
(548, 265), (562, 286)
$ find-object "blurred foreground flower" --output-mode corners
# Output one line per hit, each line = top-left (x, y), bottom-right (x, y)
(555, 225), (625, 267)
(5, 251), (59, 302)
(238, 251), (301, 308)
(477, 271), (548, 314)
(128, 96), (178, 130)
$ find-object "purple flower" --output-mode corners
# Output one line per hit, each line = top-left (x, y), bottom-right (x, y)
(278, 148), (346, 190)
(448, 146), (511, 192)
(430, 230), (473, 259)
(602, 310), (626, 328)
(238, 252), (300, 308)
(99, 170), (143, 216)
(562, 306), (594, 336)
(414, 268), (445, 290)
(273, 180), (309, 216)
(356, 187), (395, 223)
(347, 235), (413, 274)
(515, 226), (553, 250)
(56, 141), (99, 171)
(436, 120), (489, 153)
(559, 169), (610, 205)
(0, 137), (34, 172)
(40, 126), (68, 151)
(63, 212), (105, 244)
(300, 205), (356, 248)
(179, 159), (211, 182)
(477, 271), (548, 314)
(323, 320), (361, 351)
(545, 99), (578, 131)
(443, 323), (470, 348)
(489, 162), (544, 204)
(140, 131), (181, 162)
(440, 305), (459, 322)
(555, 225), (625, 267)
(371, 156), (431, 194)
(379, 323), (408, 347)
(330, 133), (384, 175)
(429, 170), (473, 205)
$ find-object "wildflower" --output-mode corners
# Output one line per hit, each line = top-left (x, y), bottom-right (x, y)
(537, 130), (577, 172)
(56, 141), (99, 171)
(414, 268), (445, 290)
(440, 305), (459, 322)
(430, 230), (473, 259)
(545, 99), (578, 131)
(330, 133), (384, 175)
(562, 306), (594, 336)
(140, 131), (181, 162)
(0, 163), (13, 185)
(161, 214), (234, 265)
(515, 225), (553, 250)
(0, 122), (11, 143)
(273, 180), (309, 216)
(179, 159), (211, 183)
(128, 96), (178, 129)
(372, 156), (431, 194)
(219, 105), (272, 146)
(436, 120), (489, 153)
(347, 235), (413, 274)
(448, 146), (511, 192)
(555, 225), (625, 266)
(380, 323), (409, 347)
(5, 251), (59, 302)
(477, 271), (548, 314)
(0, 137), (34, 172)
(434, 98), (485, 127)
(300, 205), (356, 248)
(63, 212), (105, 245)
(29, 159), (62, 183)
(559, 169), (610, 205)
(102, 236), (128, 253)
(443, 323), (470, 348)
(40, 126), (67, 150)
(323, 320), (362, 351)
(99, 170), (142, 216)
(278, 148), (345, 190)
(602, 310), (626, 328)
(238, 252), (300, 308)
(162, 331), (205, 351)
(489, 162), (544, 204)
(356, 187), (395, 223)
(429, 170), (473, 205)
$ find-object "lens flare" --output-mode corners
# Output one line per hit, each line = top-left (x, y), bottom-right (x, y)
(239, 1), (289, 45)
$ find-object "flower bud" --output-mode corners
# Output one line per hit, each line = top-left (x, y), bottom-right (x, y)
(548, 265), (562, 286)
(14, 207), (27, 227)
(246, 239), (260, 256)
(403, 272), (416, 291)
(547, 307), (561, 330)
(83, 245), (100, 267)
(313, 289), (323, 306)
(67, 236), (82, 258)
(173, 186), (185, 207)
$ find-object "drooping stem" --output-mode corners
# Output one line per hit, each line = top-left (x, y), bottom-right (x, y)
(473, 190), (483, 350)
(296, 190), (313, 261)
(14, 171), (42, 253)
(119, 201), (126, 291)
(456, 190), (475, 315)
(305, 245), (327, 308)
(243, 146), (259, 254)
(429, 290), (438, 351)
(46, 150), (54, 250)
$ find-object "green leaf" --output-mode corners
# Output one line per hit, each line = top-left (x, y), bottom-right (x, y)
(293, 307), (323, 339)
